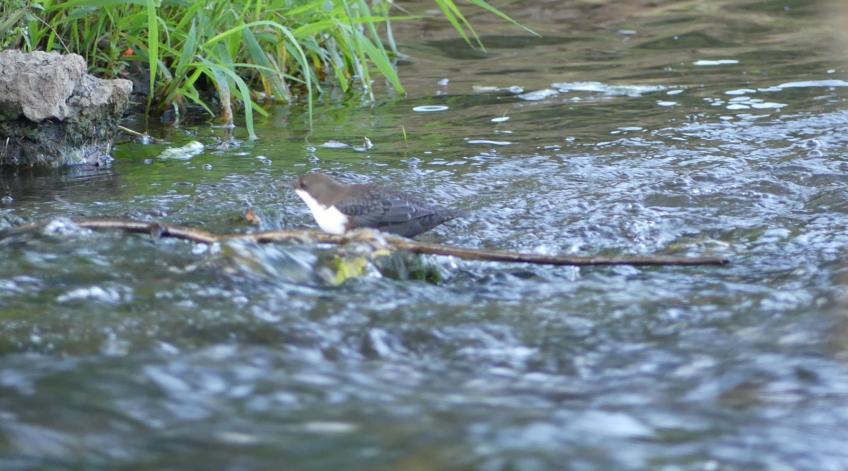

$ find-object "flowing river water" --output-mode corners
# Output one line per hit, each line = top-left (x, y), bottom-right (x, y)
(2, 0), (848, 469)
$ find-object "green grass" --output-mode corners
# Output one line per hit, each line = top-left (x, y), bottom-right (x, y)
(1, 0), (533, 138)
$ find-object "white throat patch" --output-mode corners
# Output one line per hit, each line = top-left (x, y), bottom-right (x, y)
(295, 189), (348, 234)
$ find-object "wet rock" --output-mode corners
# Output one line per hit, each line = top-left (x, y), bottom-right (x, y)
(0, 50), (132, 166)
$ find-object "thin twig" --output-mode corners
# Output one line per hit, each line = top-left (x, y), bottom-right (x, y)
(390, 238), (727, 266)
(117, 125), (155, 143)
(76, 219), (217, 244)
(3, 218), (730, 267)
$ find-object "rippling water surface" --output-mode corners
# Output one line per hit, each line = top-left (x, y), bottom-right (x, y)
(3, 0), (848, 469)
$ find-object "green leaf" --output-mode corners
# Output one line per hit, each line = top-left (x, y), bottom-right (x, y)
(144, 0), (158, 113)
(355, 30), (404, 94)
(464, 0), (539, 37)
(202, 60), (258, 140)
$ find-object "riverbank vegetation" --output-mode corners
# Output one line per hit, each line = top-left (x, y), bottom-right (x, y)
(0, 0), (529, 137)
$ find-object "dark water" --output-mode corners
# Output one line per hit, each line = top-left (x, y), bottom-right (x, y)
(3, 0), (848, 469)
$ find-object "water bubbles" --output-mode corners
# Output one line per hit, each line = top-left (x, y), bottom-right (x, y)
(805, 139), (822, 149)
(750, 102), (786, 109)
(491, 116), (510, 123)
(56, 285), (125, 304)
(693, 59), (739, 66)
(708, 92), (786, 111)
(412, 105), (449, 112)
(472, 85), (524, 94)
(42, 218), (89, 237)
(776, 79), (848, 89)
(215, 431), (261, 445)
(518, 89), (559, 101)
(300, 421), (358, 434)
(657, 100), (678, 107)
(101, 331), (130, 357)
(320, 140), (348, 149)
(352, 137), (373, 152)
(569, 411), (654, 439)
(619, 127), (643, 132)
(551, 82), (667, 96)
(724, 96), (786, 110)
(255, 155), (272, 164)
(192, 243), (210, 255)
(158, 141), (204, 160)
(156, 341), (180, 355)
(202, 163), (213, 171)
(1, 195), (13, 205)
(725, 88), (757, 95)
(466, 139), (512, 146)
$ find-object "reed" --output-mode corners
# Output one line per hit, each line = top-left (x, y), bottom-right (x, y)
(1, 0), (529, 136)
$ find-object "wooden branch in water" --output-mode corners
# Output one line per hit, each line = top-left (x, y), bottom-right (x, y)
(5, 218), (729, 267)
(76, 219), (219, 244)
(386, 238), (728, 266)
(117, 125), (156, 143)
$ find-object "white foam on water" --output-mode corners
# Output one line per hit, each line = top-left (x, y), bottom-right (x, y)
(551, 81), (667, 96)
(693, 59), (739, 66)
(517, 89), (559, 101)
(751, 102), (786, 109)
(413, 105), (449, 112)
(776, 80), (848, 89)
(472, 85), (524, 94)
(726, 89), (757, 95)
(320, 140), (348, 148)
(467, 139), (512, 146)
(158, 141), (204, 160)
(723, 95), (786, 110)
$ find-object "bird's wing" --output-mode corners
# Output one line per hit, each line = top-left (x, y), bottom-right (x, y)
(334, 189), (436, 229)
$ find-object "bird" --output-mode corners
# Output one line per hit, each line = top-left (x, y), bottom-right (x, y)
(292, 172), (462, 238)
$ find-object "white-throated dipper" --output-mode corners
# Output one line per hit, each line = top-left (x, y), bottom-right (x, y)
(293, 173), (461, 238)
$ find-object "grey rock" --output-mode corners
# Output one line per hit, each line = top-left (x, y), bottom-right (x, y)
(0, 50), (132, 166)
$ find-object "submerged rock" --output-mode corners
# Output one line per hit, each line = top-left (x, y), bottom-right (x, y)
(0, 50), (132, 166)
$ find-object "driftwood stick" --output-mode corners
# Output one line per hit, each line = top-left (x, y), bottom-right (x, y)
(3, 218), (729, 267)
(388, 238), (728, 266)
(76, 219), (218, 244)
(117, 125), (156, 143)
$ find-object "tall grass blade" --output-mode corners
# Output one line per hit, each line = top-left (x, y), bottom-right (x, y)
(464, 0), (539, 36)
(144, 0), (158, 114)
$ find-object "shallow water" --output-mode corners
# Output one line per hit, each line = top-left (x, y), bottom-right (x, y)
(3, 0), (848, 469)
